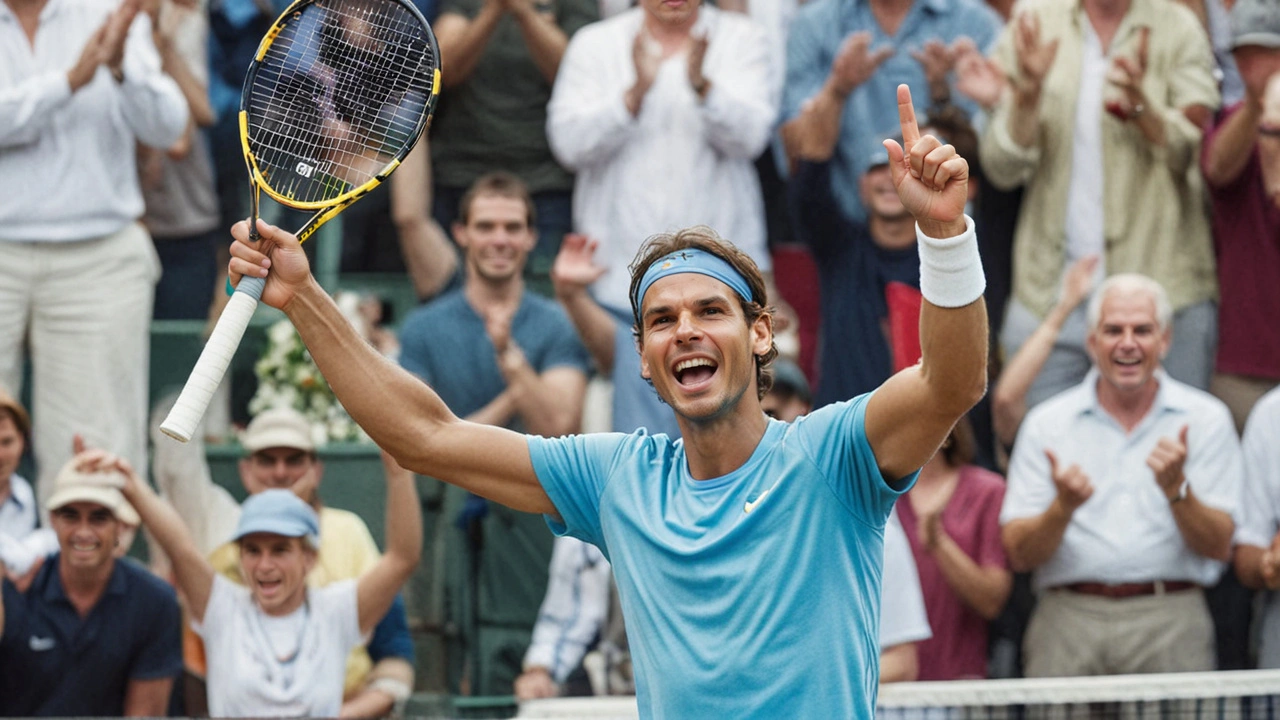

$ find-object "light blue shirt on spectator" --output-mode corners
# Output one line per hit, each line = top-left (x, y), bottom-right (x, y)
(781, 0), (1001, 223)
(528, 394), (913, 719)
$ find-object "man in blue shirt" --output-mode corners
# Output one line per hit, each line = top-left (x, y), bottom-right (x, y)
(225, 86), (988, 717)
(779, 0), (1000, 224)
(0, 455), (182, 716)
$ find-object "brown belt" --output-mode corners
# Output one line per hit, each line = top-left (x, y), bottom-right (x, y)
(1063, 581), (1199, 599)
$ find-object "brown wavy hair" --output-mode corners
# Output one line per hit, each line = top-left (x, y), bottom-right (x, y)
(627, 226), (778, 399)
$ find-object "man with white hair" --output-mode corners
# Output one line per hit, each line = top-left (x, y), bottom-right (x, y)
(1000, 273), (1243, 676)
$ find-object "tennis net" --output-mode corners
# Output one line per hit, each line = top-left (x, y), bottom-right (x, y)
(516, 670), (1280, 719)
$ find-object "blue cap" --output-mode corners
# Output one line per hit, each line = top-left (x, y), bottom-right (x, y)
(234, 489), (320, 546)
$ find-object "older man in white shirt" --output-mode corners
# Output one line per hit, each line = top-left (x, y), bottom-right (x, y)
(0, 0), (187, 512)
(1001, 274), (1242, 677)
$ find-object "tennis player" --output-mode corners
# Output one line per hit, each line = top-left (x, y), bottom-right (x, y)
(227, 85), (987, 718)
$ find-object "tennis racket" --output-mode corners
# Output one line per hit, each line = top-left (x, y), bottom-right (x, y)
(160, 0), (440, 442)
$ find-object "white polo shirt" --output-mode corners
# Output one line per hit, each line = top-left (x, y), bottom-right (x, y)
(1236, 386), (1280, 551)
(1001, 370), (1243, 591)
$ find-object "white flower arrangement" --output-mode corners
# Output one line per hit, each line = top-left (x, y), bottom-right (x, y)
(247, 295), (372, 445)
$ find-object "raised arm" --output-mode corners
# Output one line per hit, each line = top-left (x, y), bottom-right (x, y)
(356, 451), (423, 635)
(552, 234), (617, 374)
(865, 86), (988, 481)
(229, 219), (555, 514)
(74, 450), (217, 621)
(433, 3), (505, 89)
(389, 141), (460, 302)
(991, 255), (1097, 448)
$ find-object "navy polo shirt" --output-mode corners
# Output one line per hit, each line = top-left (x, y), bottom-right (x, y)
(0, 554), (182, 716)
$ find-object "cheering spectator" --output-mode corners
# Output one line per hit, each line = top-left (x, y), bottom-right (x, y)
(0, 454), (182, 715)
(0, 0), (187, 515)
(96, 444), (421, 718)
(1001, 275), (1241, 676)
(1233, 386), (1280, 667)
(399, 172), (591, 694)
(1201, 0), (1280, 432)
(430, 0), (597, 294)
(982, 0), (1221, 408)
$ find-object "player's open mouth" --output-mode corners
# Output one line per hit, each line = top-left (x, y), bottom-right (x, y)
(674, 357), (717, 387)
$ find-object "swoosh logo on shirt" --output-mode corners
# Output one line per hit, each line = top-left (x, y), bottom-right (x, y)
(28, 636), (56, 652)
(744, 488), (773, 514)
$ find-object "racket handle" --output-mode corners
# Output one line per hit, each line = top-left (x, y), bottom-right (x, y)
(159, 276), (266, 443)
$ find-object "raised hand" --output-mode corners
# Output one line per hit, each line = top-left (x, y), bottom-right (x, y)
(1013, 11), (1058, 93)
(882, 85), (969, 235)
(911, 39), (955, 90)
(1104, 27), (1149, 121)
(102, 0), (141, 78)
(1046, 449), (1093, 513)
(1147, 424), (1189, 502)
(625, 29), (663, 115)
(1057, 255), (1099, 313)
(484, 305), (516, 356)
(71, 448), (139, 495)
(952, 38), (1006, 110)
(228, 218), (315, 310)
(551, 233), (607, 296)
(67, 23), (111, 91)
(828, 31), (894, 98)
(688, 31), (710, 98)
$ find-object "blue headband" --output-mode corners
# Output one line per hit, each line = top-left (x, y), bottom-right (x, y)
(632, 248), (754, 310)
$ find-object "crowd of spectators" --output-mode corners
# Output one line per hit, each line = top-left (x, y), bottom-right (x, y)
(1, 0), (1279, 711)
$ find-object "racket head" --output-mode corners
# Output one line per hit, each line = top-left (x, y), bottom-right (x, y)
(238, 0), (440, 212)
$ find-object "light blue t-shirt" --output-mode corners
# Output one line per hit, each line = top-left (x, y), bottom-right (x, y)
(527, 394), (913, 718)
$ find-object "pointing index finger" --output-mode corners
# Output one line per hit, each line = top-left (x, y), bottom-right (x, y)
(897, 84), (920, 150)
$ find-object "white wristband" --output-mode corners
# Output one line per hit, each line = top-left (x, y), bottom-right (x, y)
(917, 214), (985, 308)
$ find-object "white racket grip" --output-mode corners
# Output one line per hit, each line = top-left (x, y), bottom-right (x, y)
(159, 276), (266, 442)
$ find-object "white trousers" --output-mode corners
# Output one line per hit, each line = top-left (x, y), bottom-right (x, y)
(0, 223), (159, 516)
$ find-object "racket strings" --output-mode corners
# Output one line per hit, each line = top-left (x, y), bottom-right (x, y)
(245, 0), (435, 204)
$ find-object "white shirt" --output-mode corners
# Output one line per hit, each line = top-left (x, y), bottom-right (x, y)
(0, 474), (37, 540)
(880, 509), (932, 648)
(523, 536), (613, 683)
(0, 0), (187, 242)
(1062, 17), (1107, 274)
(196, 575), (365, 718)
(0, 474), (57, 576)
(1235, 387), (1280, 550)
(546, 7), (777, 314)
(1001, 370), (1244, 591)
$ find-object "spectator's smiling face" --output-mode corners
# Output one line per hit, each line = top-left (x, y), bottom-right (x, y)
(860, 164), (909, 224)
(239, 533), (316, 616)
(0, 414), (23, 487)
(50, 502), (120, 572)
(456, 194), (536, 284)
(642, 0), (700, 28)
(1087, 288), (1169, 395)
(241, 447), (319, 503)
(638, 273), (769, 422)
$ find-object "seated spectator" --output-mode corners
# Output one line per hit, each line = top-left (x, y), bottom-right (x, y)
(981, 0), (1221, 405)
(897, 417), (1011, 680)
(0, 453), (182, 716)
(150, 405), (418, 717)
(94, 445), (420, 717)
(398, 171), (591, 694)
(1000, 274), (1242, 676)
(0, 389), (56, 576)
(1201, 0), (1280, 433)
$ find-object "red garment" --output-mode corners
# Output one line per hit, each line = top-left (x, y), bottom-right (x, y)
(1202, 102), (1280, 379)
(897, 466), (1008, 681)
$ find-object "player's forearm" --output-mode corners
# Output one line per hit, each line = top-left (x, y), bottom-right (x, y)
(435, 6), (504, 88)
(931, 535), (1012, 620)
(1002, 503), (1071, 572)
(285, 280), (462, 462)
(1171, 490), (1233, 562)
(555, 287), (618, 374)
(918, 297), (989, 419)
(511, 7), (568, 84)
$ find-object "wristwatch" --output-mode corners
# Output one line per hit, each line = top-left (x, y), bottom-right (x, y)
(1170, 480), (1189, 504)
(1129, 102), (1145, 120)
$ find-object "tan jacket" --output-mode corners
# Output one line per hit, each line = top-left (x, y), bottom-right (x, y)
(980, 0), (1220, 317)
